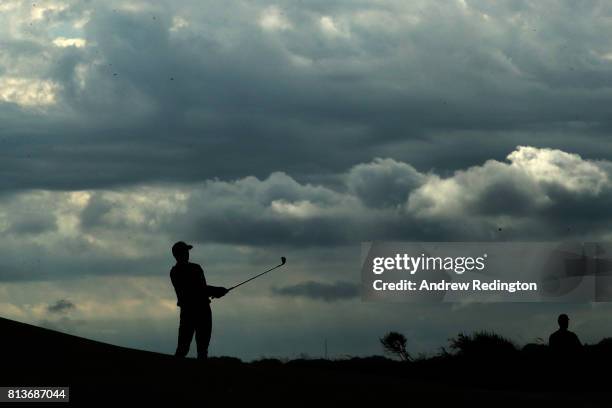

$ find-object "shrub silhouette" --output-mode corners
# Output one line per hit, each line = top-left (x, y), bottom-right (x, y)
(596, 337), (612, 348)
(521, 342), (548, 355)
(380, 331), (411, 361)
(588, 337), (612, 356)
(449, 331), (517, 359)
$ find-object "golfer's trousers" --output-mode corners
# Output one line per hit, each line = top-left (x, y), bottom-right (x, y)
(175, 305), (212, 358)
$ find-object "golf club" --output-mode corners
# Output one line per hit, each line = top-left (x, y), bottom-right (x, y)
(228, 256), (287, 291)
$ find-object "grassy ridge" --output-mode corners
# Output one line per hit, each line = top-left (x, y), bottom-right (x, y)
(1, 317), (611, 405)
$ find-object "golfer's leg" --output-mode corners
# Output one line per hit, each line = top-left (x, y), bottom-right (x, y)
(175, 309), (195, 357)
(195, 307), (212, 359)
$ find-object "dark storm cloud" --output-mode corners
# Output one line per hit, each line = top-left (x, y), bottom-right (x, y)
(346, 158), (425, 208)
(8, 213), (57, 235)
(272, 281), (359, 302)
(56, 146), (612, 255)
(0, 145), (609, 284)
(2, 2), (612, 283)
(47, 299), (76, 313)
(165, 147), (612, 246)
(2, 1), (612, 192)
(0, 192), (58, 236)
(79, 193), (114, 230)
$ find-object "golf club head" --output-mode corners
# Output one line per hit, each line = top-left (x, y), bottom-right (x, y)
(281, 256), (287, 265)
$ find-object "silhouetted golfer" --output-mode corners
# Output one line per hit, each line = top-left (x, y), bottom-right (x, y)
(170, 241), (228, 359)
(549, 313), (581, 352)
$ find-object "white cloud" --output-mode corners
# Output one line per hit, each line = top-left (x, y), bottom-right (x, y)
(170, 16), (189, 32)
(0, 77), (59, 107)
(271, 200), (325, 219)
(53, 37), (87, 48)
(508, 146), (609, 195)
(0, 1), (19, 12)
(259, 6), (292, 32)
(116, 2), (152, 13)
(30, 2), (68, 21)
(408, 146), (611, 219)
(288, 53), (314, 68)
(319, 15), (349, 38)
(74, 63), (88, 89)
(73, 9), (92, 29)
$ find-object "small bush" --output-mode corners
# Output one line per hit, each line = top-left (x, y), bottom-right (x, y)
(449, 331), (517, 358)
(380, 331), (411, 361)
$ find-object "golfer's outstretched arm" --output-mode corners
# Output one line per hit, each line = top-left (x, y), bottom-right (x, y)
(207, 285), (228, 298)
(196, 264), (228, 298)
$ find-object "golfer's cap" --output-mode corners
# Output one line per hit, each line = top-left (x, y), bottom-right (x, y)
(172, 241), (193, 254)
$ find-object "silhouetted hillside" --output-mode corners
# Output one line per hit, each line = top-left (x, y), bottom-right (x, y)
(1, 317), (611, 406)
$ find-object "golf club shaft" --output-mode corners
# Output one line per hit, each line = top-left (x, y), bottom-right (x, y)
(228, 261), (286, 291)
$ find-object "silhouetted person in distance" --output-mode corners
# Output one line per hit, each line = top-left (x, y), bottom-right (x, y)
(549, 313), (582, 353)
(170, 241), (228, 360)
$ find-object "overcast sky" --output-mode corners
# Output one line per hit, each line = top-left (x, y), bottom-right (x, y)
(2, 0), (612, 360)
